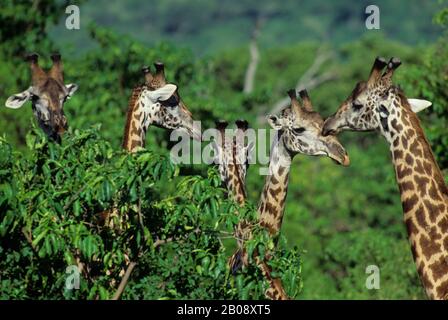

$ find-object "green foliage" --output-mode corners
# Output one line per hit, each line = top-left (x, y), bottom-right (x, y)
(0, 128), (301, 299)
(0, 0), (447, 300)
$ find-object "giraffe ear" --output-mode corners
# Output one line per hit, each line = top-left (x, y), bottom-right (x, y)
(407, 99), (432, 113)
(149, 84), (177, 102)
(5, 88), (32, 109)
(65, 84), (78, 97)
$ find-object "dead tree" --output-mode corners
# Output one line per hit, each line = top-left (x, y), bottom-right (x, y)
(243, 16), (265, 94)
(258, 46), (338, 123)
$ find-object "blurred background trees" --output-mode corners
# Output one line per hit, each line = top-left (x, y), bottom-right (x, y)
(0, 0), (447, 299)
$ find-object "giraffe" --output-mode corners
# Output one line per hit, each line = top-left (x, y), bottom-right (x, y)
(122, 61), (201, 153)
(214, 119), (252, 206)
(101, 62), (202, 228)
(213, 119), (290, 300)
(227, 90), (349, 299)
(5, 53), (78, 143)
(322, 56), (448, 300)
(257, 89), (350, 237)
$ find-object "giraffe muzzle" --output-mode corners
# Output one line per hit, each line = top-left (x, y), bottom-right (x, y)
(327, 142), (350, 167)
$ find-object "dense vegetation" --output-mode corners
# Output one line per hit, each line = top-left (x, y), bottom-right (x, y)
(0, 0), (447, 299)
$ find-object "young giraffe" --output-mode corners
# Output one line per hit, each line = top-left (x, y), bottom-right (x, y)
(5, 53), (78, 143)
(122, 61), (201, 153)
(214, 119), (289, 300)
(323, 56), (448, 300)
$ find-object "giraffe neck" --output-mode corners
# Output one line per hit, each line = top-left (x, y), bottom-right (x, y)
(222, 138), (289, 300)
(122, 85), (147, 152)
(258, 135), (292, 236)
(385, 102), (448, 299)
(219, 137), (247, 206)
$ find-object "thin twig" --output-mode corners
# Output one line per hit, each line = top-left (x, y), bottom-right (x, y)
(257, 45), (337, 123)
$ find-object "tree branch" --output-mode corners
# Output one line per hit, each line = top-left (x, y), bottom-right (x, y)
(243, 16), (265, 94)
(112, 261), (137, 300)
(258, 46), (337, 123)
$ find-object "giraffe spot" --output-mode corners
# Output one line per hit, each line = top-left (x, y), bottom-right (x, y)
(398, 180), (414, 193)
(405, 218), (418, 238)
(279, 196), (286, 209)
(391, 118), (403, 132)
(396, 164), (412, 180)
(414, 159), (425, 175)
(423, 161), (433, 176)
(131, 121), (140, 136)
(436, 279), (448, 300)
(402, 195), (418, 213)
(428, 226), (442, 240)
(443, 236), (448, 252)
(420, 234), (441, 260)
(278, 166), (286, 177)
(414, 205), (427, 229)
(393, 138), (400, 148)
(406, 128), (415, 137)
(420, 270), (434, 290)
(269, 187), (282, 198)
(401, 136), (408, 149)
(401, 112), (410, 126)
(414, 175), (429, 197)
(409, 140), (423, 157)
(428, 181), (442, 201)
(260, 221), (276, 235)
(270, 175), (279, 185)
(130, 139), (141, 150)
(423, 200), (443, 223)
(393, 149), (403, 160)
(429, 256), (448, 283)
(439, 217), (448, 233)
(264, 202), (276, 216)
(405, 153), (414, 166)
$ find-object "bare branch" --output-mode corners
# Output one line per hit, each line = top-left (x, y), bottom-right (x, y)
(258, 46), (337, 123)
(112, 261), (137, 300)
(243, 16), (265, 94)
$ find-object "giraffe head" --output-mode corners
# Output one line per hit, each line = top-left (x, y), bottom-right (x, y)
(139, 62), (201, 141)
(214, 119), (253, 204)
(5, 53), (78, 142)
(322, 56), (432, 138)
(267, 89), (350, 166)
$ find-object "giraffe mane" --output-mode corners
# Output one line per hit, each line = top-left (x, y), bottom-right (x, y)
(122, 84), (146, 149)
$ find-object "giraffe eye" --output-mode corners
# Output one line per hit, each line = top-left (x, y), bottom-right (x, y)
(352, 102), (363, 111)
(292, 127), (306, 134)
